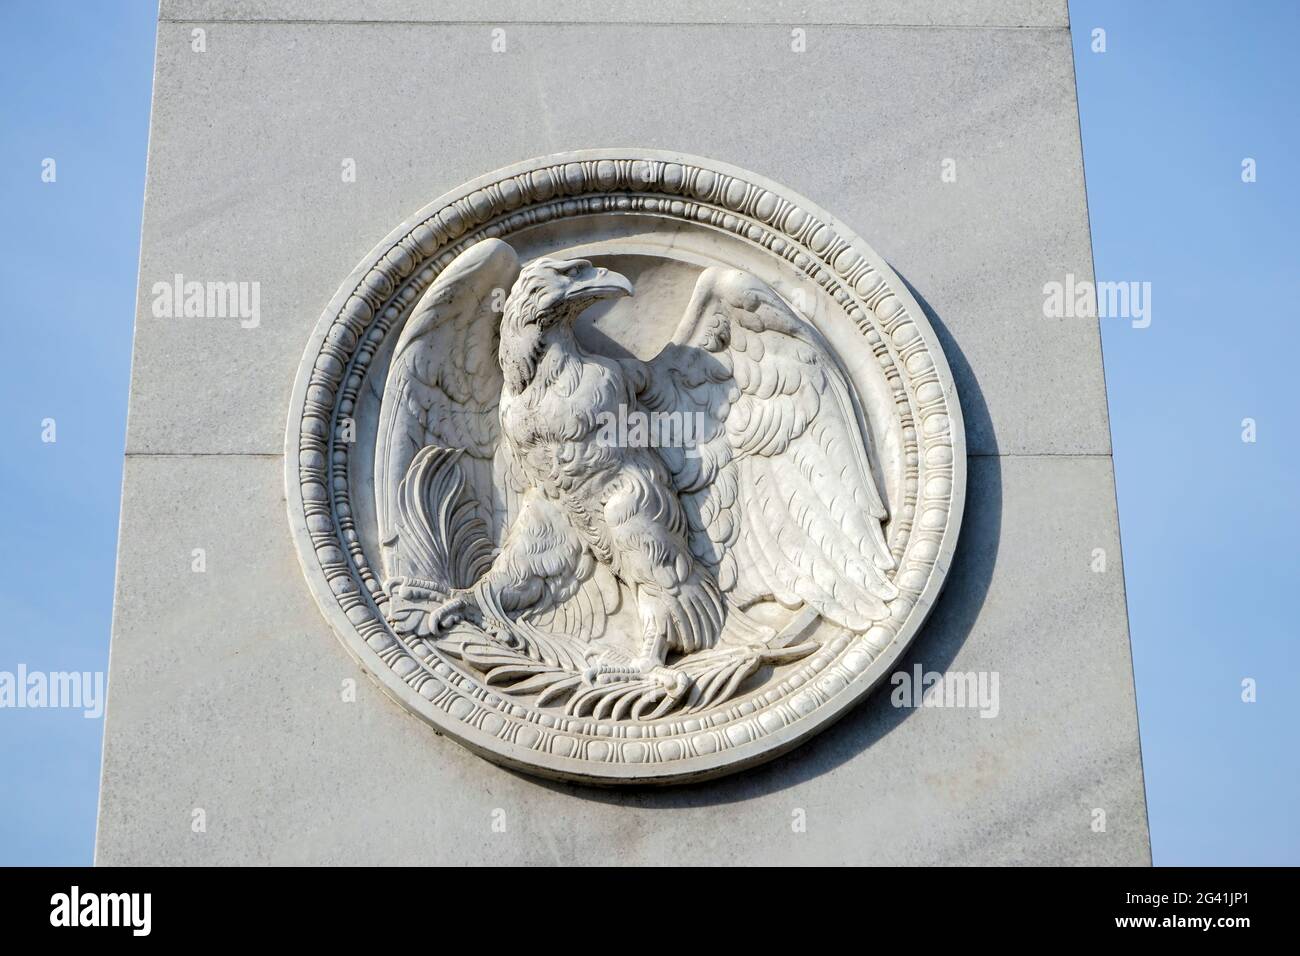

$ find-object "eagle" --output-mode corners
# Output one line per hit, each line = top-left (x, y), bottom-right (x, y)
(374, 238), (898, 713)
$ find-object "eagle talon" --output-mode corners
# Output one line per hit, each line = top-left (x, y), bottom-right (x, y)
(429, 590), (482, 634)
(582, 657), (690, 700)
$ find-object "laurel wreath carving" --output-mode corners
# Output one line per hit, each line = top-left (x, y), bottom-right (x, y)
(438, 618), (817, 721)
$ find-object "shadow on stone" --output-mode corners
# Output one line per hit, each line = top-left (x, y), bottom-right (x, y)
(513, 273), (1003, 808)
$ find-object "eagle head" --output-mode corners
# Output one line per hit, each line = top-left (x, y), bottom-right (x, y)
(500, 257), (632, 393)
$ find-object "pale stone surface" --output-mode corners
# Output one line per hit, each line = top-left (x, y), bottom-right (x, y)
(97, 454), (1146, 865)
(99, 0), (1147, 862)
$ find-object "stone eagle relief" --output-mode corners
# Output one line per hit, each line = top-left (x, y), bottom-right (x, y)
(375, 239), (897, 720)
(287, 151), (963, 782)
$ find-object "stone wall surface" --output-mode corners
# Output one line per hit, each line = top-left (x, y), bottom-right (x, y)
(97, 0), (1150, 865)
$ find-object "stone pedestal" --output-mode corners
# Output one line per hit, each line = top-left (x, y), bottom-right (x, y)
(96, 0), (1149, 865)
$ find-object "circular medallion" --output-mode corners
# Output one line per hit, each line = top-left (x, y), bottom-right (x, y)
(285, 150), (965, 784)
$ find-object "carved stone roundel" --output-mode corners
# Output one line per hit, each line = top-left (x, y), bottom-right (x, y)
(285, 150), (965, 784)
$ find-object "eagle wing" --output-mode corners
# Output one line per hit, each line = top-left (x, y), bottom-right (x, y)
(634, 267), (898, 632)
(374, 237), (521, 588)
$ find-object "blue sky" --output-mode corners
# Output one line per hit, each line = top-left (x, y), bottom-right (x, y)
(0, 1), (1295, 865)
(0, 2), (157, 866)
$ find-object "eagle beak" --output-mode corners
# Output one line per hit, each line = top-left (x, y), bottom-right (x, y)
(563, 266), (633, 303)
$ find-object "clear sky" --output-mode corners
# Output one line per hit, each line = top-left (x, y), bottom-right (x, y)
(0, 0), (1295, 865)
(0, 1), (157, 866)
